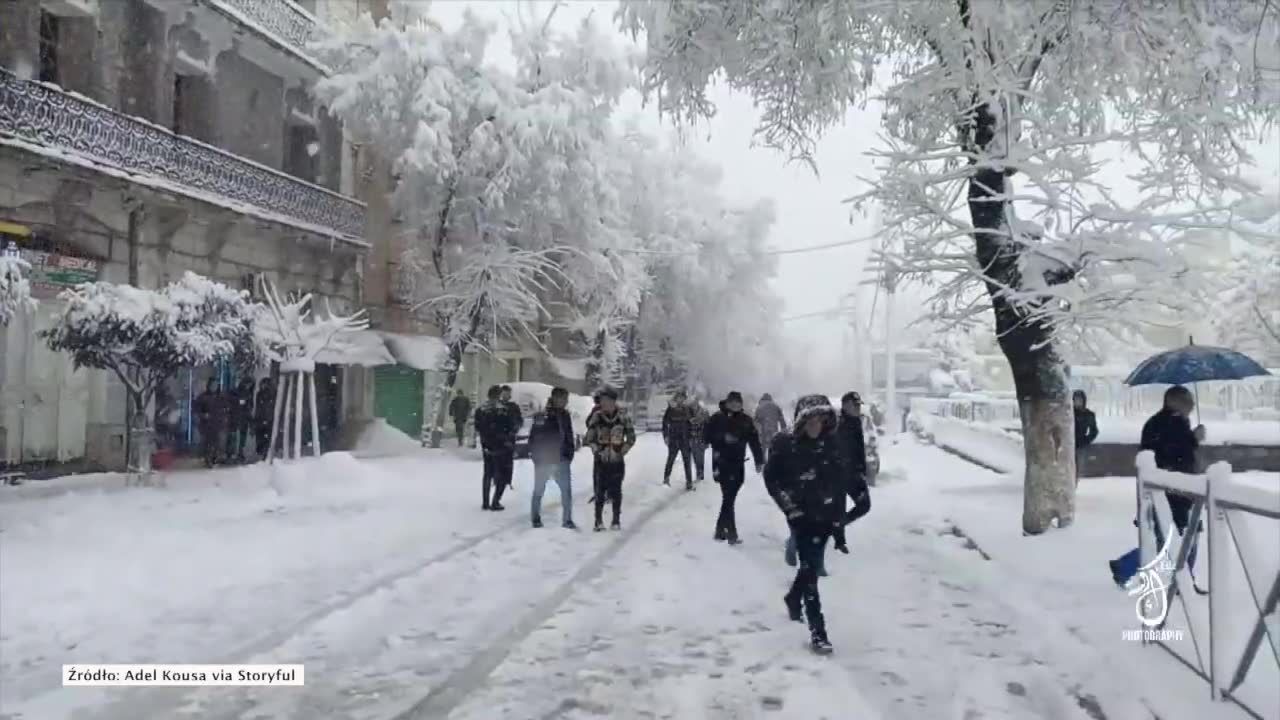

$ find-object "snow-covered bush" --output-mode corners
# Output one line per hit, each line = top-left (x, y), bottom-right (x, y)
(620, 0), (1280, 533)
(42, 272), (258, 475)
(0, 253), (34, 326)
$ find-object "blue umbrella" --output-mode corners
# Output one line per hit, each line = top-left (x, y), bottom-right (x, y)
(1124, 339), (1272, 421)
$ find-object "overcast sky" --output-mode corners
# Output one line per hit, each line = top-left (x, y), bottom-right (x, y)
(429, 0), (1280, 367)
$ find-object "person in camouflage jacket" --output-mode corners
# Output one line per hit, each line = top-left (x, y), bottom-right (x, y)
(584, 388), (636, 531)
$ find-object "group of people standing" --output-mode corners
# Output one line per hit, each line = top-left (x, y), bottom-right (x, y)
(471, 385), (523, 511)
(190, 377), (277, 467)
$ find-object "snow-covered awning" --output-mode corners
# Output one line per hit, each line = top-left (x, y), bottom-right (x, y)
(314, 330), (395, 367)
(379, 332), (449, 371)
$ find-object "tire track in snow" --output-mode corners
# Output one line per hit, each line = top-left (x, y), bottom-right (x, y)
(386, 479), (694, 720)
(77, 495), (574, 720)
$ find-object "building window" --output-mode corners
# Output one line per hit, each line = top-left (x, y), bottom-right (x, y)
(284, 123), (320, 184)
(38, 11), (60, 83)
(173, 73), (213, 141)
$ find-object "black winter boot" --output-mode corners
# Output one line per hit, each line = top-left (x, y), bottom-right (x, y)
(810, 631), (833, 655)
(784, 593), (803, 622)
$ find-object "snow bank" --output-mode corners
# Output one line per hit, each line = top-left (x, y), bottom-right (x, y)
(924, 416), (1025, 473)
(354, 418), (421, 455)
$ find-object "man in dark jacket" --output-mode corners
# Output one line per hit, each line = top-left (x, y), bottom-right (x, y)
(226, 378), (255, 463)
(705, 391), (764, 544)
(754, 393), (786, 462)
(449, 390), (473, 448)
(586, 390), (602, 503)
(475, 385), (519, 511)
(528, 387), (577, 529)
(585, 387), (635, 531)
(194, 379), (229, 467)
(764, 394), (848, 655)
(1109, 385), (1205, 585)
(1073, 390), (1099, 485)
(253, 378), (276, 460)
(661, 389), (695, 490)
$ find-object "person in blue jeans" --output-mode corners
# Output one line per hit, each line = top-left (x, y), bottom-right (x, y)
(528, 387), (577, 529)
(1109, 385), (1205, 586)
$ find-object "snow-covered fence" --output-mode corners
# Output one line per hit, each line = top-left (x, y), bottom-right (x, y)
(1134, 451), (1280, 716)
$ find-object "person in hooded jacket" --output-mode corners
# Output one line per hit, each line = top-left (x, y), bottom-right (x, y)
(1073, 390), (1099, 485)
(784, 391), (872, 575)
(475, 385), (519, 511)
(764, 394), (847, 655)
(528, 387), (577, 529)
(704, 391), (764, 544)
(661, 389), (696, 490)
(754, 393), (786, 462)
(253, 377), (276, 460)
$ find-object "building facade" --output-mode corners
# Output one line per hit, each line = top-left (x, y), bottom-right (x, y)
(0, 0), (373, 468)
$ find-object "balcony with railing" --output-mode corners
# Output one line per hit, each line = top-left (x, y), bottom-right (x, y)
(0, 68), (367, 245)
(201, 0), (331, 74)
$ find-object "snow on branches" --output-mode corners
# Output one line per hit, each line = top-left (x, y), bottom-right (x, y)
(0, 253), (34, 326)
(42, 273), (257, 474)
(619, 0), (1279, 533)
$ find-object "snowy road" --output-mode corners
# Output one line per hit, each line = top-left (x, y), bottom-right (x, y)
(2, 436), (1272, 720)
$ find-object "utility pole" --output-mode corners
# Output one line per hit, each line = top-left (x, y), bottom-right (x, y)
(864, 243), (900, 436)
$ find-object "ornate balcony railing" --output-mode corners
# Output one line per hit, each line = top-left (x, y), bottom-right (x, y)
(0, 69), (366, 244)
(204, 0), (329, 73)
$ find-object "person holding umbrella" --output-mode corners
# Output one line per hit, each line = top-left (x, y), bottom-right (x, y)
(1107, 340), (1271, 591)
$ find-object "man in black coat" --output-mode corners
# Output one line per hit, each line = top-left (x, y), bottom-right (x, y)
(661, 389), (695, 490)
(253, 378), (276, 460)
(704, 391), (764, 544)
(763, 394), (848, 655)
(226, 378), (256, 463)
(449, 390), (473, 448)
(1073, 390), (1099, 485)
(528, 387), (577, 529)
(475, 385), (519, 511)
(194, 379), (228, 467)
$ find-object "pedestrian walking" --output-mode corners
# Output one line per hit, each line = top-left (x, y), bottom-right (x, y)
(449, 390), (473, 448)
(194, 378), (229, 467)
(661, 390), (695, 490)
(475, 385), (518, 511)
(585, 388), (635, 531)
(1073, 390), (1099, 485)
(705, 391), (764, 544)
(1108, 385), (1206, 587)
(688, 396), (710, 483)
(253, 377), (275, 460)
(784, 391), (872, 576)
(586, 390), (602, 504)
(754, 392), (785, 462)
(529, 387), (578, 529)
(763, 394), (847, 655)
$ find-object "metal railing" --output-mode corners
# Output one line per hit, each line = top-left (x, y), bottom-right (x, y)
(0, 69), (366, 243)
(204, 0), (329, 73)
(1135, 451), (1280, 719)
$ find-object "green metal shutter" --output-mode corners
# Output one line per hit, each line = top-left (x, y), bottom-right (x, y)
(374, 365), (425, 439)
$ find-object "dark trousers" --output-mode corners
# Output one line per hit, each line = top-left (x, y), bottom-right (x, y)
(226, 421), (250, 459)
(787, 523), (831, 637)
(254, 422), (272, 459)
(483, 451), (514, 508)
(454, 419), (466, 447)
(594, 460), (625, 525)
(715, 463), (745, 538)
(691, 444), (706, 480)
(664, 443), (692, 485)
(200, 425), (224, 465)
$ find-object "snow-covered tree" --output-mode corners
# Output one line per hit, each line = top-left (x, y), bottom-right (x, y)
(42, 273), (257, 477)
(252, 277), (369, 461)
(621, 0), (1280, 533)
(0, 253), (34, 326)
(313, 5), (642, 445)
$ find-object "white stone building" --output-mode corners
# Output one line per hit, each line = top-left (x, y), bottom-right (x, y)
(0, 0), (379, 469)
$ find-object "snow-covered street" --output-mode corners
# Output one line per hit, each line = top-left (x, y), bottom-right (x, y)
(3, 436), (1274, 720)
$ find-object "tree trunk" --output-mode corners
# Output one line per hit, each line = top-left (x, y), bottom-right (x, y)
(125, 390), (153, 482)
(429, 340), (466, 448)
(968, 104), (1075, 534)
